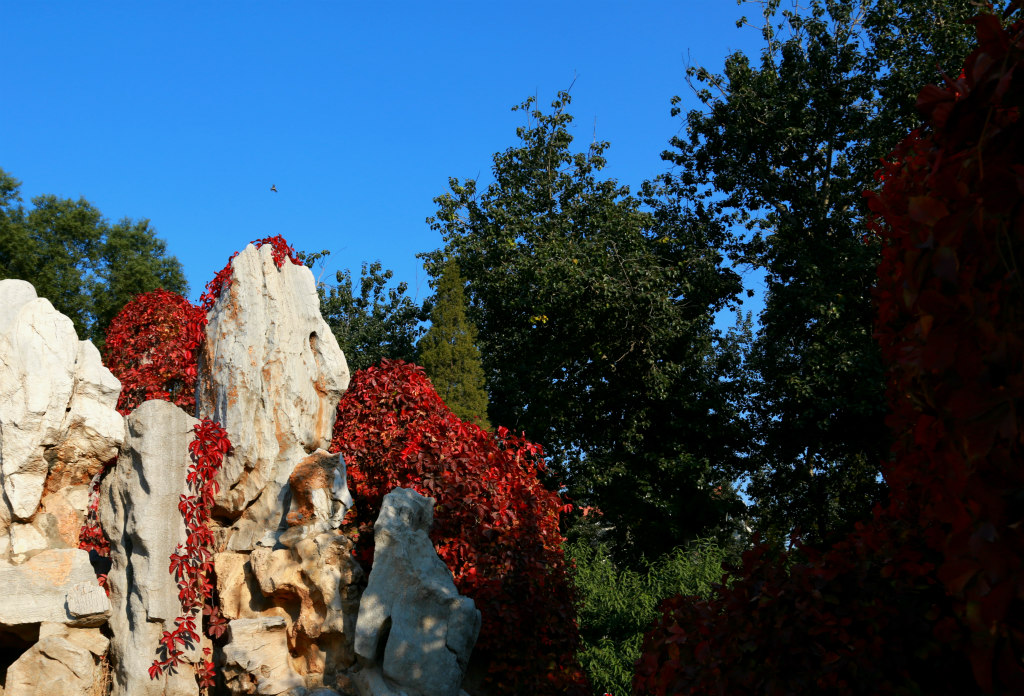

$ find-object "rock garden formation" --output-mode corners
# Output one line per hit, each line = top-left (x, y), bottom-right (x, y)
(0, 243), (481, 695)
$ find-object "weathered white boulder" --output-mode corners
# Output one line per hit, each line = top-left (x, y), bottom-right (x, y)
(354, 488), (480, 696)
(0, 549), (111, 629)
(196, 243), (349, 549)
(100, 399), (199, 696)
(0, 280), (122, 528)
(4, 623), (109, 696)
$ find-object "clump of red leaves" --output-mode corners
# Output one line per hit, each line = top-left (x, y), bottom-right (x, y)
(200, 235), (302, 311)
(632, 10), (1024, 695)
(868, 8), (1024, 691)
(149, 418), (232, 691)
(331, 359), (588, 696)
(104, 288), (206, 416)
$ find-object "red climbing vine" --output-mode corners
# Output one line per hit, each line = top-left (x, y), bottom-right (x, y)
(632, 8), (1024, 695)
(149, 417), (232, 690)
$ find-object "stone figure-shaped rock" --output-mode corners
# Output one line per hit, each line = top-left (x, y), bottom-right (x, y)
(0, 279), (122, 553)
(354, 487), (481, 696)
(196, 243), (349, 549)
(100, 400), (200, 696)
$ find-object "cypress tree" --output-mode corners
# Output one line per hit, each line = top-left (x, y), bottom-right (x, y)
(418, 261), (491, 429)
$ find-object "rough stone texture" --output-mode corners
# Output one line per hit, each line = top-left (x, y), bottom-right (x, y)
(354, 488), (480, 696)
(196, 243), (349, 548)
(0, 279), (122, 534)
(0, 549), (110, 629)
(4, 623), (108, 696)
(223, 617), (305, 696)
(215, 551), (280, 622)
(38, 486), (90, 549)
(216, 529), (362, 694)
(99, 399), (199, 696)
(287, 450), (353, 529)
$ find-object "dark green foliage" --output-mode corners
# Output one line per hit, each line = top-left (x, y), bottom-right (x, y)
(670, 0), (1009, 545)
(319, 260), (428, 372)
(417, 261), (491, 429)
(569, 538), (730, 696)
(423, 92), (746, 563)
(0, 168), (187, 347)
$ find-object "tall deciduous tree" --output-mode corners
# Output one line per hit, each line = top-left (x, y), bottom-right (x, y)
(319, 260), (427, 372)
(0, 168), (187, 347)
(670, 0), (1009, 544)
(417, 261), (491, 429)
(423, 92), (746, 563)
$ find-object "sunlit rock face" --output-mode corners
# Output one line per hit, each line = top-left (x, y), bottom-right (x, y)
(0, 279), (122, 535)
(196, 243), (350, 549)
(100, 399), (200, 696)
(354, 487), (481, 696)
(0, 279), (120, 694)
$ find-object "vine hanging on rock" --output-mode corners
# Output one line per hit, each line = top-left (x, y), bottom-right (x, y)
(148, 417), (232, 691)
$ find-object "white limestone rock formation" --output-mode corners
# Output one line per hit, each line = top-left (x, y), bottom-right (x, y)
(99, 399), (199, 696)
(353, 488), (480, 696)
(216, 501), (363, 694)
(4, 623), (109, 696)
(0, 549), (111, 630)
(196, 243), (349, 549)
(0, 279), (122, 539)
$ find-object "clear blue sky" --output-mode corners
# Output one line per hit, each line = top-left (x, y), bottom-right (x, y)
(2, 1), (767, 316)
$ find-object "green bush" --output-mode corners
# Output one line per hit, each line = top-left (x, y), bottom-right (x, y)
(569, 538), (730, 696)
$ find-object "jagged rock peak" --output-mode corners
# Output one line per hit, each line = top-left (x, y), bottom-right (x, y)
(196, 243), (350, 549)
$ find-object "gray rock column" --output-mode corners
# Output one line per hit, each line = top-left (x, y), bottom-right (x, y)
(100, 399), (199, 696)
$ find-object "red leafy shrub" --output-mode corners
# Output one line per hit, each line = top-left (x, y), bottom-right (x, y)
(330, 359), (588, 696)
(634, 10), (1024, 696)
(868, 10), (1024, 691)
(104, 288), (206, 415)
(632, 526), (967, 695)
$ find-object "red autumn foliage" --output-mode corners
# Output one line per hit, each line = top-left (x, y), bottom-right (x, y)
(103, 288), (206, 416)
(868, 10), (1024, 691)
(634, 11), (1024, 696)
(150, 417), (232, 691)
(200, 234), (301, 311)
(330, 359), (588, 696)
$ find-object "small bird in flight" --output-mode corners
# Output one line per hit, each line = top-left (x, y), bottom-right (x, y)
(270, 184), (278, 193)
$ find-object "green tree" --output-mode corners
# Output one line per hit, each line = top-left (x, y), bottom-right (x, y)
(670, 0), (1009, 544)
(0, 168), (187, 346)
(417, 261), (491, 429)
(569, 538), (730, 696)
(319, 260), (427, 372)
(424, 92), (746, 563)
